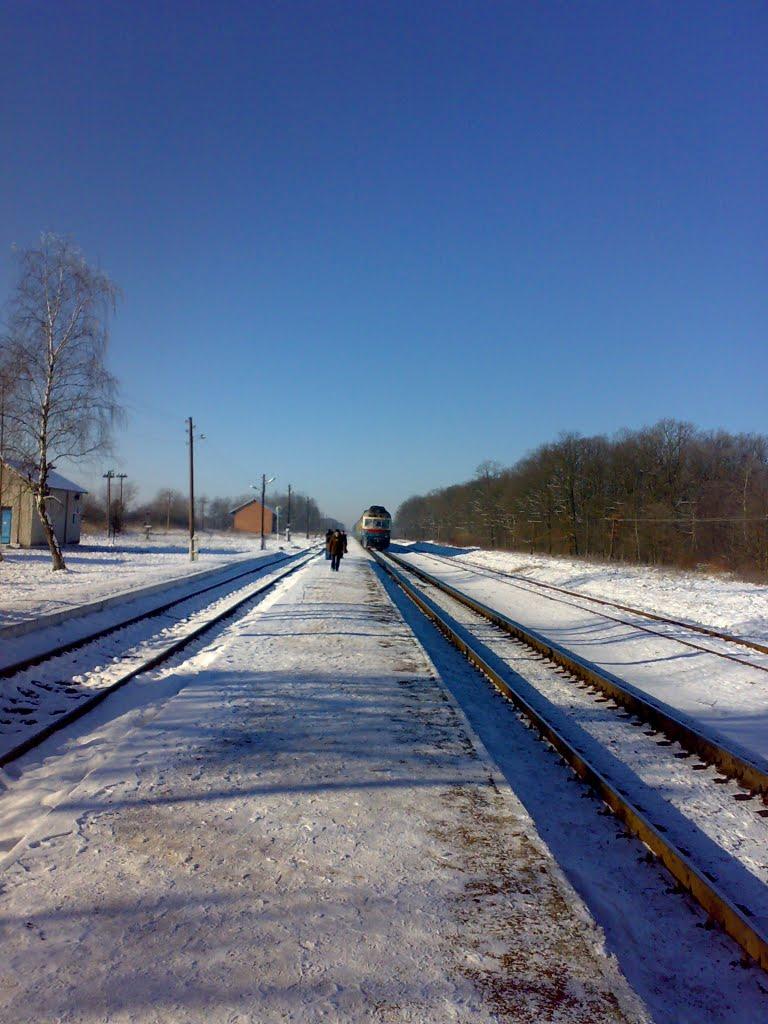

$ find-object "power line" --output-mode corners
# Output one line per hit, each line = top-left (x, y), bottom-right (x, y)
(604, 515), (768, 524)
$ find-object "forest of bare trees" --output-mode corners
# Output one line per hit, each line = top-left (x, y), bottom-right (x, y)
(395, 421), (768, 577)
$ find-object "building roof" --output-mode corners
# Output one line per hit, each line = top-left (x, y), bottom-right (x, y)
(2, 459), (89, 494)
(229, 498), (275, 515)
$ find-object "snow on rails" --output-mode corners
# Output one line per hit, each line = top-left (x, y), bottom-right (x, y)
(1, 537), (766, 1019)
(0, 549), (319, 766)
(0, 545), (652, 1024)
(370, 547), (768, 972)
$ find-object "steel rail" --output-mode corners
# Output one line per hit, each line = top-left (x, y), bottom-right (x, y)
(414, 549), (768, 662)
(1, 551), (309, 680)
(382, 551), (768, 793)
(0, 551), (317, 768)
(371, 549), (768, 972)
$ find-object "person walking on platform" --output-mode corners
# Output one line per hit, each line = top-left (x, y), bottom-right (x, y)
(329, 529), (344, 571)
(341, 530), (348, 554)
(325, 529), (333, 560)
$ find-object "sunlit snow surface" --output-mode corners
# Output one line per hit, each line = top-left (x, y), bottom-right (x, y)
(0, 546), (766, 1020)
(393, 541), (768, 643)
(392, 542), (768, 765)
(0, 530), (288, 629)
(0, 549), (652, 1024)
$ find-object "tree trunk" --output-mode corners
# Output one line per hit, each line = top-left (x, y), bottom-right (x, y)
(35, 340), (67, 570)
(608, 517), (618, 560)
(742, 466), (751, 548)
(36, 488), (65, 570)
(568, 481), (579, 555)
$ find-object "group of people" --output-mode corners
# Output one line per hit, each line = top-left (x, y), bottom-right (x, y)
(325, 528), (348, 571)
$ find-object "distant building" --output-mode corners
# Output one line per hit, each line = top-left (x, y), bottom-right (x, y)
(0, 459), (87, 547)
(230, 499), (275, 536)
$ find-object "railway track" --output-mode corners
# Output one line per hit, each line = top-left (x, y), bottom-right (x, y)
(1, 548), (319, 767)
(371, 548), (768, 972)
(407, 548), (768, 670)
(1, 551), (301, 679)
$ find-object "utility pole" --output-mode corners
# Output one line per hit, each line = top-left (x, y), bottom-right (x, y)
(286, 484), (292, 541)
(165, 489), (172, 531)
(306, 496), (310, 539)
(0, 382), (5, 558)
(260, 473), (267, 550)
(252, 474), (275, 550)
(187, 417), (196, 560)
(103, 470), (115, 537)
(116, 473), (127, 535)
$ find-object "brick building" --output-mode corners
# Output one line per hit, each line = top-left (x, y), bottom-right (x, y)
(230, 499), (274, 536)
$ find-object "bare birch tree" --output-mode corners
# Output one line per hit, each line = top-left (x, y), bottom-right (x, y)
(1, 234), (121, 570)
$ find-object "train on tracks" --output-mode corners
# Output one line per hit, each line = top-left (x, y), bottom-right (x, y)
(354, 505), (392, 550)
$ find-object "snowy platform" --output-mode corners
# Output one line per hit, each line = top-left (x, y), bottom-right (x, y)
(0, 530), (299, 631)
(0, 547), (647, 1023)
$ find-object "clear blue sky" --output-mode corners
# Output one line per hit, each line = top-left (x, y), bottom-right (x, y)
(1, 1), (765, 527)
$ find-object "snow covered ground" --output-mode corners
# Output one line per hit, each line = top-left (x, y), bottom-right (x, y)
(392, 542), (768, 765)
(375, 561), (768, 1024)
(0, 552), (312, 763)
(394, 542), (768, 643)
(0, 530), (314, 629)
(0, 546), (651, 1023)
(376, 556), (768, 940)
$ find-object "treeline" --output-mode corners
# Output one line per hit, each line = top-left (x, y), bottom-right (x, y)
(396, 420), (768, 577)
(83, 488), (329, 535)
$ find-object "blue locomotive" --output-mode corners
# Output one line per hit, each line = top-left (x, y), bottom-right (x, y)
(354, 505), (392, 550)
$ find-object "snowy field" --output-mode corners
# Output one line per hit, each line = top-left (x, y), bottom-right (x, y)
(394, 541), (768, 643)
(0, 530), (315, 629)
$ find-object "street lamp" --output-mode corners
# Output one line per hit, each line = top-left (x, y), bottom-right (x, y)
(251, 475), (275, 550)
